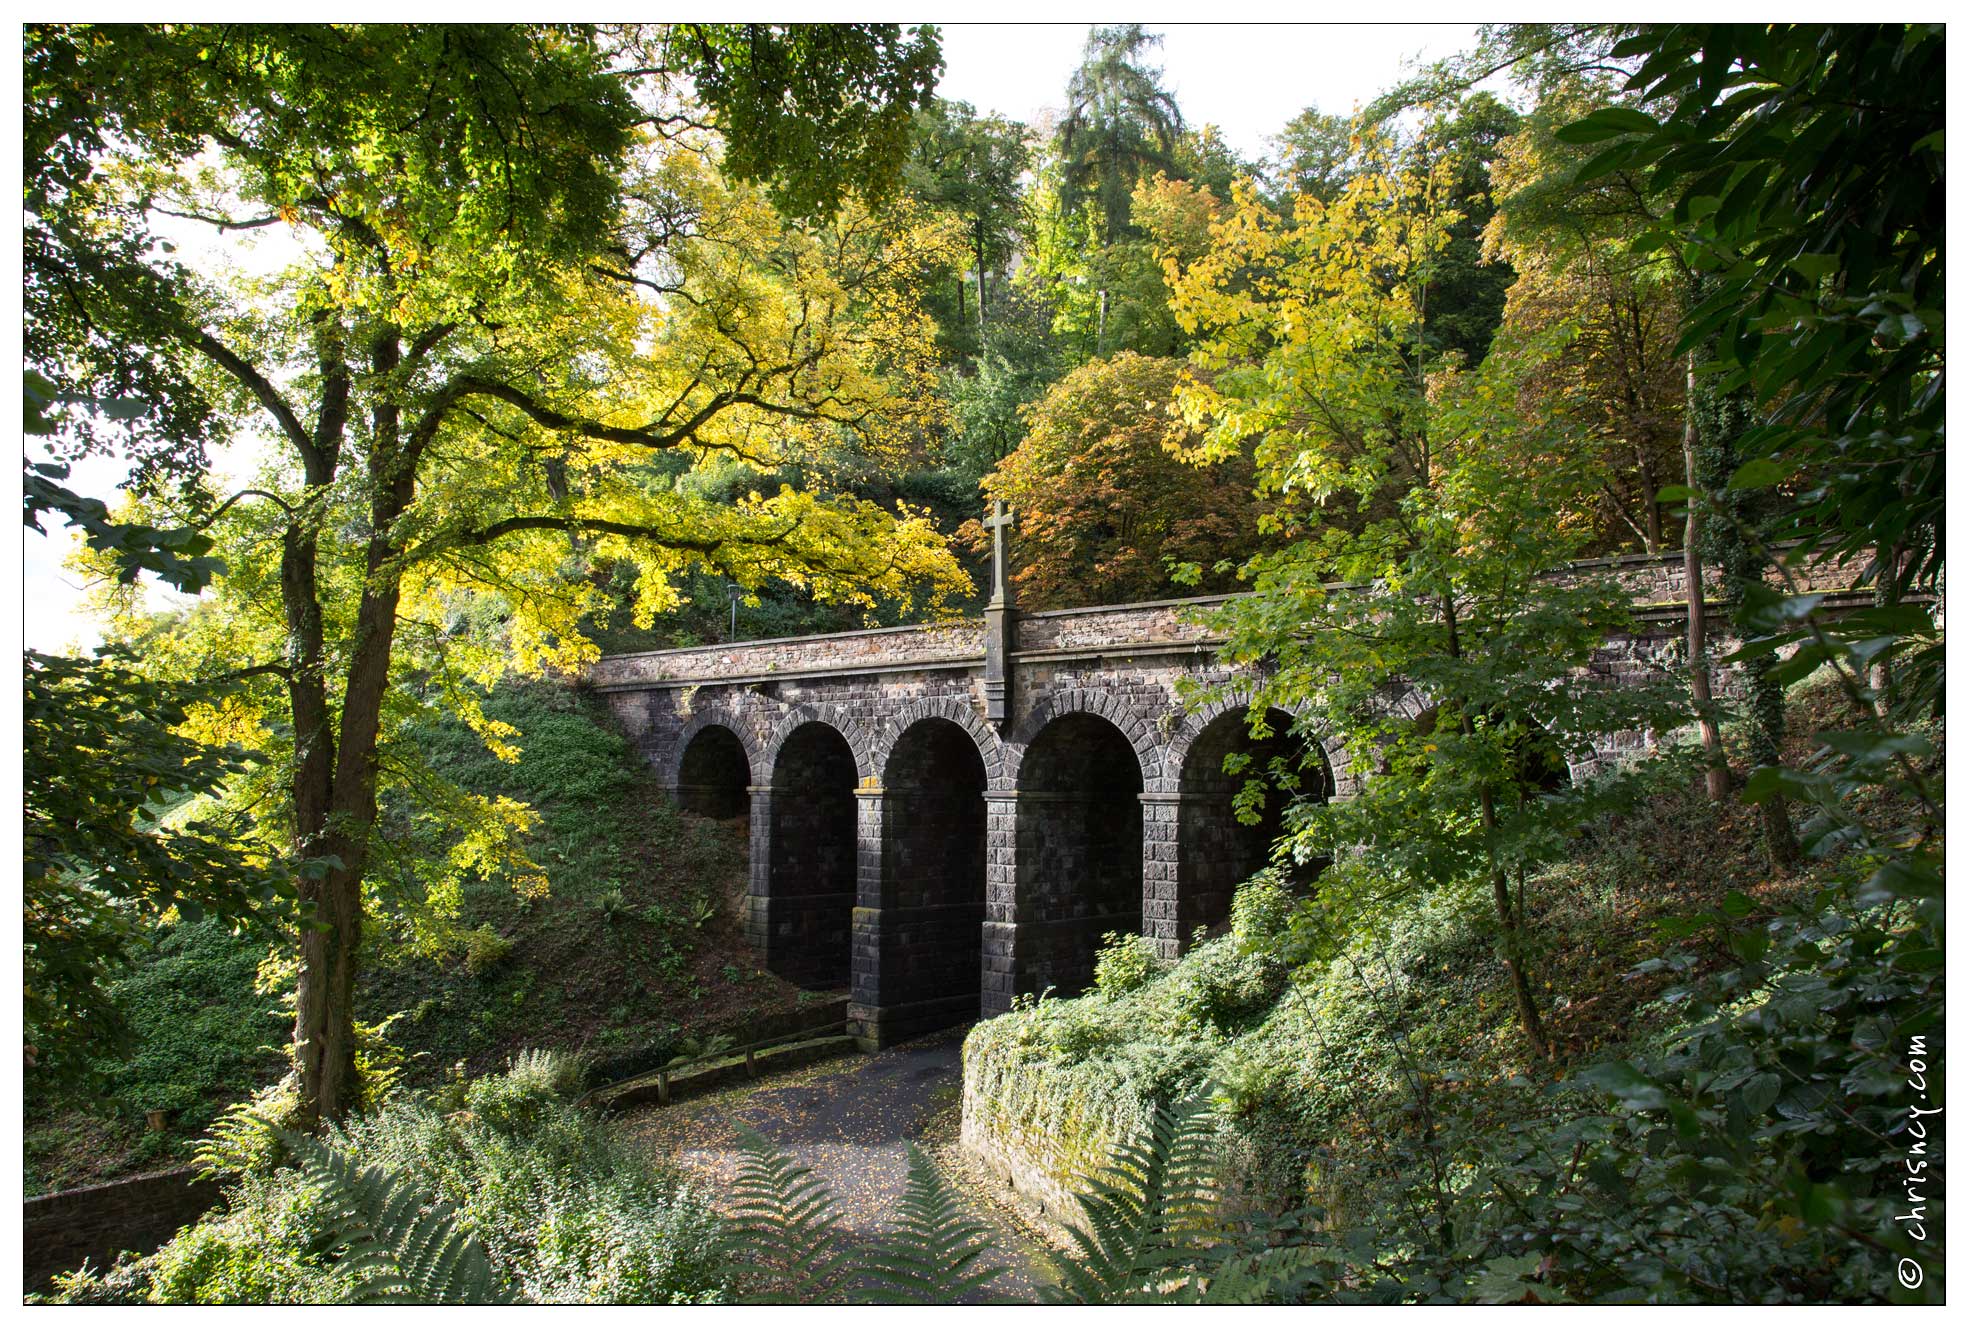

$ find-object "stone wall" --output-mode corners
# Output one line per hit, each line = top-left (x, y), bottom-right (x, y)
(590, 619), (984, 690)
(23, 1166), (225, 1295)
(592, 548), (1871, 696)
(958, 1059), (1096, 1247)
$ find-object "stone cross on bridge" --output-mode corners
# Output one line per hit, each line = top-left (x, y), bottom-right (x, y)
(983, 500), (1015, 607)
(589, 549), (1876, 1050)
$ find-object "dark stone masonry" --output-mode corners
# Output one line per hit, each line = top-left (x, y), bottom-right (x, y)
(590, 548), (1875, 1049)
(23, 1167), (224, 1295)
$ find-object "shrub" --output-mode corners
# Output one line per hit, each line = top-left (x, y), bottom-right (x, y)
(339, 1060), (724, 1304)
(1229, 876), (1293, 949)
(1157, 937), (1287, 1036)
(194, 1075), (305, 1177)
(87, 1056), (726, 1305)
(145, 1171), (350, 1304)
(461, 1048), (582, 1135)
(461, 925), (513, 976)
(48, 1255), (156, 1305)
(1093, 932), (1162, 998)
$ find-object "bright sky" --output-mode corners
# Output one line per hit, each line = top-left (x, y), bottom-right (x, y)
(936, 23), (1478, 161)
(17, 22), (1483, 655)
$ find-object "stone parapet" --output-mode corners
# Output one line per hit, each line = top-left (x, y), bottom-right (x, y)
(591, 547), (1878, 692)
(591, 619), (985, 690)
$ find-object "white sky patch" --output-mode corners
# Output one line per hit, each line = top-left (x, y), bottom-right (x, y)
(936, 23), (1482, 162)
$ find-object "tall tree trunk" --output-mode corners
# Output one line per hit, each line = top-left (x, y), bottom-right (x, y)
(1747, 662), (1802, 871)
(1481, 782), (1551, 1061)
(1688, 337), (1800, 870)
(1871, 540), (1904, 718)
(293, 329), (413, 1123)
(974, 215), (989, 340)
(293, 865), (364, 1124)
(1683, 355), (1730, 801)
(1641, 453), (1663, 553)
(287, 318), (349, 1127)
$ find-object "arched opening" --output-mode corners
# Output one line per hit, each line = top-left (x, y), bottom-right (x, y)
(767, 722), (857, 990)
(676, 724), (749, 820)
(1177, 707), (1331, 947)
(879, 718), (988, 1032)
(1016, 712), (1143, 999)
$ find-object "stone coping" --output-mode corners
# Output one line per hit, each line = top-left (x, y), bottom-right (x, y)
(595, 616), (985, 664)
(591, 547), (1881, 690)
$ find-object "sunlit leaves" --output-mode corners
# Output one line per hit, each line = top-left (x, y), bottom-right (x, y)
(974, 352), (1267, 608)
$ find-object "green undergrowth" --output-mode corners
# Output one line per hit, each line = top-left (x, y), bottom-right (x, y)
(50, 1051), (728, 1305)
(24, 921), (289, 1193)
(967, 769), (1788, 1220)
(965, 677), (1910, 1212)
(965, 671), (1943, 1300)
(26, 677), (802, 1193)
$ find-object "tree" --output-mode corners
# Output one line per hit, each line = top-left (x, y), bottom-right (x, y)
(1688, 361), (1801, 870)
(941, 282), (1064, 480)
(1414, 92), (1521, 369)
(1565, 23), (1943, 699)
(902, 99), (1030, 360)
(967, 352), (1267, 609)
(1172, 124), (1258, 207)
(1482, 56), (1732, 797)
(1483, 77), (1686, 554)
(1056, 24), (1185, 245)
(1266, 107), (1360, 206)
(28, 22), (966, 1123)
(1019, 167), (1228, 364)
(1563, 21), (1943, 875)
(23, 648), (294, 1088)
(1168, 139), (1684, 1059)
(659, 23), (944, 221)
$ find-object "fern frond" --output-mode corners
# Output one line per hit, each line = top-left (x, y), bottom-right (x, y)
(1194, 1242), (1335, 1304)
(851, 1145), (1007, 1304)
(280, 1130), (516, 1305)
(1045, 1089), (1226, 1305)
(724, 1124), (853, 1302)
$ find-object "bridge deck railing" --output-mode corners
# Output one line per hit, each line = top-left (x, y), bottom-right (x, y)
(589, 545), (1877, 691)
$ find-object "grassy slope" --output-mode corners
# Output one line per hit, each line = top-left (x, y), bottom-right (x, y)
(26, 678), (810, 1194)
(963, 672), (1914, 1220)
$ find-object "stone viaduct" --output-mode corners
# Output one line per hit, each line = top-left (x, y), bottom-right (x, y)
(590, 549), (1866, 1049)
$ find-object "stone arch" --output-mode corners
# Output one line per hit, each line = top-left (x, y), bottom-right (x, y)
(871, 714), (991, 1037)
(763, 718), (861, 990)
(762, 704), (877, 785)
(872, 696), (1007, 788)
(1011, 707), (1146, 999)
(1171, 703), (1335, 949)
(1389, 683), (1589, 788)
(1163, 692), (1356, 801)
(673, 724), (752, 820)
(665, 704), (766, 794)
(1008, 689), (1168, 791)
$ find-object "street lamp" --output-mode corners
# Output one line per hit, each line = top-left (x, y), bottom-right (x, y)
(727, 581), (742, 642)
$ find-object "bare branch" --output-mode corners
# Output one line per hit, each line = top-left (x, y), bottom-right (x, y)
(402, 512), (802, 566)
(185, 328), (314, 460)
